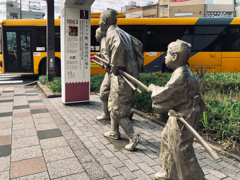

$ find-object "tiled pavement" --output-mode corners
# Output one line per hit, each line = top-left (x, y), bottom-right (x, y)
(0, 85), (239, 180)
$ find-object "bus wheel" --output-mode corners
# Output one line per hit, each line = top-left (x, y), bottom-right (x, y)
(41, 62), (46, 75)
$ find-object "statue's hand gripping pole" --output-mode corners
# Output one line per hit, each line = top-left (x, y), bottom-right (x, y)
(93, 56), (142, 94)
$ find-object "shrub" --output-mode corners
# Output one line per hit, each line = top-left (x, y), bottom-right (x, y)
(39, 75), (47, 85)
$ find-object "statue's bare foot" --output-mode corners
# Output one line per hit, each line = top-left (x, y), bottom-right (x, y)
(125, 134), (140, 151)
(97, 114), (110, 121)
(104, 131), (120, 140)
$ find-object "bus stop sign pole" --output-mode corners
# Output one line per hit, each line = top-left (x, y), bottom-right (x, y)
(61, 0), (95, 104)
(46, 0), (55, 81)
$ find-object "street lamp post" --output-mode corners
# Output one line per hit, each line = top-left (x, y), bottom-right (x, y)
(20, 0), (22, 19)
(46, 0), (56, 81)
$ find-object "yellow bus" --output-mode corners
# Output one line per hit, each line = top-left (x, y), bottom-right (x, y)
(1, 16), (240, 75)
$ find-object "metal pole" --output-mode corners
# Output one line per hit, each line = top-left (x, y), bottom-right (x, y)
(20, 0), (22, 19)
(46, 0), (55, 81)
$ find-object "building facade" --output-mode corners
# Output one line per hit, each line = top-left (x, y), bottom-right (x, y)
(6, 0), (45, 19)
(122, 0), (236, 18)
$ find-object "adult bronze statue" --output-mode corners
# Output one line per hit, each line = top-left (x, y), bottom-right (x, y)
(148, 40), (206, 180)
(95, 27), (111, 121)
(98, 9), (144, 151)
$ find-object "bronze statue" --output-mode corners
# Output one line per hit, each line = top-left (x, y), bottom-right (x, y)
(98, 9), (144, 151)
(148, 40), (206, 180)
(95, 27), (111, 121)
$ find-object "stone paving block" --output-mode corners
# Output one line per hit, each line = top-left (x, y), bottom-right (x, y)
(208, 169), (228, 179)
(94, 154), (110, 165)
(205, 174), (221, 180)
(32, 112), (51, 119)
(47, 157), (84, 179)
(0, 156), (10, 172)
(31, 109), (49, 114)
(13, 109), (31, 114)
(88, 147), (102, 156)
(35, 122), (58, 131)
(0, 128), (11, 136)
(12, 121), (34, 131)
(0, 171), (9, 180)
(219, 161), (240, 173)
(103, 164), (120, 177)
(0, 116), (12, 122)
(127, 153), (143, 164)
(74, 148), (95, 163)
(58, 124), (72, 132)
(114, 151), (129, 161)
(108, 157), (125, 168)
(66, 138), (84, 151)
(123, 159), (139, 171)
(112, 175), (125, 180)
(11, 171), (50, 180)
(34, 117), (55, 125)
(94, 142), (106, 150)
(13, 105), (29, 110)
(133, 169), (153, 180)
(61, 131), (78, 140)
(101, 149), (115, 158)
(54, 172), (90, 180)
(0, 112), (13, 117)
(201, 158), (224, 170)
(82, 161), (110, 180)
(139, 154), (158, 166)
(10, 157), (47, 179)
(0, 135), (11, 146)
(117, 166), (137, 180)
(0, 121), (12, 129)
(40, 137), (68, 149)
(11, 145), (42, 162)
(222, 177), (234, 180)
(0, 106), (12, 113)
(220, 167), (239, 179)
(137, 162), (157, 175)
(37, 129), (62, 140)
(84, 141), (95, 148)
(13, 112), (31, 118)
(12, 136), (39, 149)
(12, 128), (37, 139)
(13, 117), (33, 124)
(29, 105), (46, 110)
(43, 146), (75, 162)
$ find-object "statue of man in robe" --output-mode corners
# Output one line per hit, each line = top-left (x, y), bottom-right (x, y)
(148, 40), (205, 180)
(99, 9), (143, 151)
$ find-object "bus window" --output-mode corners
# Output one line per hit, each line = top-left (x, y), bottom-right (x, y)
(55, 26), (60, 52)
(193, 26), (240, 51)
(119, 25), (144, 43)
(91, 26), (100, 52)
(36, 27), (46, 51)
(146, 25), (192, 51)
(194, 26), (225, 35)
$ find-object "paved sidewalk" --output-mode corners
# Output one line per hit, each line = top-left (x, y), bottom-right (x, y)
(0, 85), (239, 180)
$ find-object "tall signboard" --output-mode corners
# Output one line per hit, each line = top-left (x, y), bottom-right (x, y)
(61, 0), (95, 104)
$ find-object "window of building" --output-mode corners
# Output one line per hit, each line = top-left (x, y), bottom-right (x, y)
(159, 5), (168, 9)
(199, 11), (202, 15)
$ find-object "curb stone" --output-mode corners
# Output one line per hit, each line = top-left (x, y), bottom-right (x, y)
(37, 81), (61, 98)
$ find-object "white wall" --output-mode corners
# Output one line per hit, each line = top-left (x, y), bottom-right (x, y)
(126, 11), (142, 18)
(212, 0), (234, 4)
